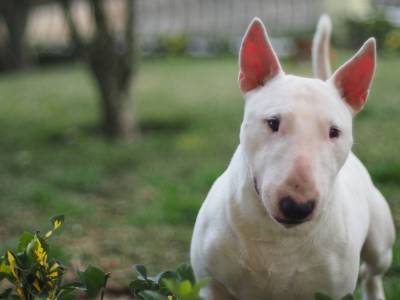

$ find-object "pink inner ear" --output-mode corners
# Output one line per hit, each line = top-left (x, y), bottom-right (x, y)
(239, 21), (280, 92)
(334, 42), (375, 111)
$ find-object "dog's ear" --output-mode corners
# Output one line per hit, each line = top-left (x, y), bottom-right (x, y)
(329, 38), (376, 113)
(239, 18), (282, 93)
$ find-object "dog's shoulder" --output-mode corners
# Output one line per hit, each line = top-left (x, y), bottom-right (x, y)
(338, 152), (375, 195)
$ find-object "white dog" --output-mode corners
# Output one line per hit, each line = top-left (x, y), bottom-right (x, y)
(190, 15), (395, 300)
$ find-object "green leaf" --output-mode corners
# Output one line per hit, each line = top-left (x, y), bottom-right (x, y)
(0, 260), (11, 276)
(175, 264), (195, 285)
(45, 215), (65, 238)
(163, 279), (178, 295)
(129, 279), (151, 296)
(315, 293), (334, 300)
(0, 288), (19, 300)
(26, 235), (49, 265)
(153, 271), (176, 295)
(17, 232), (34, 253)
(60, 282), (83, 290)
(78, 265), (109, 299)
(178, 280), (192, 295)
(133, 264), (148, 280)
(138, 290), (168, 300)
(50, 215), (65, 230)
(152, 270), (176, 285)
(163, 277), (206, 300)
(315, 293), (354, 300)
(55, 289), (77, 300)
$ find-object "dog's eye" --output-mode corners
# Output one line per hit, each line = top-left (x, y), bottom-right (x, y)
(329, 126), (341, 139)
(265, 117), (280, 132)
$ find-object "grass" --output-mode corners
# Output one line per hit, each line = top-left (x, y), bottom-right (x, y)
(0, 53), (399, 297)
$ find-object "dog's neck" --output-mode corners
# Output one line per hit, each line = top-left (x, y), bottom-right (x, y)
(225, 145), (342, 241)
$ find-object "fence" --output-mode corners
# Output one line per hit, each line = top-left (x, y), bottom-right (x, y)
(136, 0), (323, 37)
(24, 0), (323, 49)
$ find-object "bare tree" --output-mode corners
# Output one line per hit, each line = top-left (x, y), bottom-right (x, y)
(61, 0), (138, 140)
(0, 0), (31, 70)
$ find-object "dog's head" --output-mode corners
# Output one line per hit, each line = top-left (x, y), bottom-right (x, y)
(239, 18), (376, 227)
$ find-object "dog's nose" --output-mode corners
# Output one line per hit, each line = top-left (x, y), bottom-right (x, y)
(279, 196), (315, 223)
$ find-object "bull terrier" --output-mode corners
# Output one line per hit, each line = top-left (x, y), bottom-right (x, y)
(190, 15), (395, 300)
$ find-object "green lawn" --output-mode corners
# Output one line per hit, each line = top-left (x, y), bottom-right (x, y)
(0, 53), (399, 297)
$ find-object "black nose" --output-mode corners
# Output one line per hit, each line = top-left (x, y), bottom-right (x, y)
(279, 196), (315, 223)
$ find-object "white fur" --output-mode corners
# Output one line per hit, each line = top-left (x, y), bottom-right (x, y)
(313, 15), (332, 80)
(191, 17), (395, 300)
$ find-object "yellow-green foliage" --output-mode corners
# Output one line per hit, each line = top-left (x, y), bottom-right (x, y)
(0, 216), (108, 300)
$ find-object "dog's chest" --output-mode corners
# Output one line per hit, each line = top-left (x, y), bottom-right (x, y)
(225, 229), (360, 299)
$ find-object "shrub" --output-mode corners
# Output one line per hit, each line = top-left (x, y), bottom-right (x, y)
(129, 263), (207, 300)
(0, 216), (206, 300)
(0, 216), (109, 300)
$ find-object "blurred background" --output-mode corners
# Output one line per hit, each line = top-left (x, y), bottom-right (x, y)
(1, 0), (400, 298)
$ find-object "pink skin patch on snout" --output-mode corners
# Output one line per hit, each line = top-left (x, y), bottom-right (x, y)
(281, 156), (320, 203)
(272, 156), (320, 226)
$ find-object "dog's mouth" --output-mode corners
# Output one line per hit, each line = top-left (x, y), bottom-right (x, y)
(273, 216), (306, 227)
(274, 217), (303, 225)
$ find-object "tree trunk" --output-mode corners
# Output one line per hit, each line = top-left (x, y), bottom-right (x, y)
(60, 0), (138, 141)
(94, 72), (137, 140)
(0, 0), (31, 70)
(88, 31), (137, 141)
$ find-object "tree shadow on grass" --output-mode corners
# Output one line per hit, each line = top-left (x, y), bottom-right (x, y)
(46, 116), (191, 144)
(139, 116), (190, 134)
